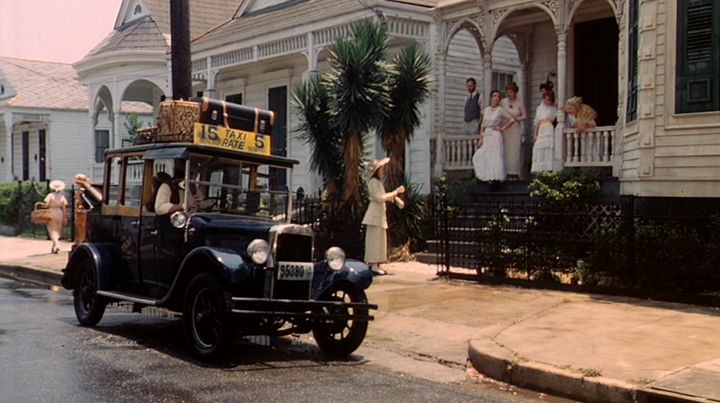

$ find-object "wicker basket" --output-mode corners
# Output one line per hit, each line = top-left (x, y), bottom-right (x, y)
(30, 202), (52, 224)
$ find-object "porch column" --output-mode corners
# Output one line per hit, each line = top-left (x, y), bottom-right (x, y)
(483, 52), (492, 101)
(4, 112), (12, 181)
(553, 31), (567, 172)
(302, 32), (319, 81)
(433, 54), (447, 178)
(204, 56), (218, 99)
(113, 104), (122, 150)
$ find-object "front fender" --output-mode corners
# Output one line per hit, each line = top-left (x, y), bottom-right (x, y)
(311, 259), (373, 299)
(61, 243), (126, 291)
(175, 247), (253, 284)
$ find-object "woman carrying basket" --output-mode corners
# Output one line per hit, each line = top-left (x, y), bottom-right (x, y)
(42, 180), (68, 254)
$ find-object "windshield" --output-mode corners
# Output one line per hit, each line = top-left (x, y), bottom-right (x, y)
(182, 154), (291, 221)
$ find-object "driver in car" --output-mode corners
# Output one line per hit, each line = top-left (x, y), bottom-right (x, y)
(154, 163), (203, 215)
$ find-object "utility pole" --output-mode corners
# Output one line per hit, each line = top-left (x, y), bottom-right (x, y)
(170, 0), (191, 100)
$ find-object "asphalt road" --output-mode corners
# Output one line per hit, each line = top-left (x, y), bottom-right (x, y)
(0, 277), (562, 403)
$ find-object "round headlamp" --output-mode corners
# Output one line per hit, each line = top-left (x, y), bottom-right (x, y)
(170, 211), (189, 229)
(325, 247), (346, 271)
(247, 239), (270, 265)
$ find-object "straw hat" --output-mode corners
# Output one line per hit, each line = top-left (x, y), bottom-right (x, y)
(366, 157), (390, 180)
(49, 180), (66, 192)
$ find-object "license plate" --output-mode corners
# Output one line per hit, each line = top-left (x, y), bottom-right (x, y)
(277, 262), (314, 281)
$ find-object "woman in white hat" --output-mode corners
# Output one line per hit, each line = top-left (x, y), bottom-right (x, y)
(361, 157), (405, 275)
(42, 180), (68, 254)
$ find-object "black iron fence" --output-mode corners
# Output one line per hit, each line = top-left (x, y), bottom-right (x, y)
(433, 192), (720, 296)
(291, 197), (365, 261)
(0, 180), (74, 241)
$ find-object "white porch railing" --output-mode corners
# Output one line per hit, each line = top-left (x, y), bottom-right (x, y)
(442, 135), (479, 171)
(562, 125), (614, 167)
(439, 125), (616, 174)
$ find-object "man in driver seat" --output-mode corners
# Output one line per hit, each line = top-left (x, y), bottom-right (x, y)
(154, 162), (202, 215)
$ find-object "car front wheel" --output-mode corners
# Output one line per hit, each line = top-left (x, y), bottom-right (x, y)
(183, 273), (233, 360)
(312, 282), (369, 358)
(73, 260), (106, 326)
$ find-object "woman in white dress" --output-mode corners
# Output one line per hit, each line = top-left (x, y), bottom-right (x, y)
(473, 90), (515, 181)
(531, 89), (558, 173)
(500, 82), (527, 179)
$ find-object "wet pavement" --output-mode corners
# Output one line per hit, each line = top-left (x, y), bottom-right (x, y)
(0, 277), (562, 403)
(3, 235), (720, 402)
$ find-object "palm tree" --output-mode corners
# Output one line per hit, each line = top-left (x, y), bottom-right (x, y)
(292, 75), (342, 198)
(380, 42), (432, 190)
(327, 20), (390, 207)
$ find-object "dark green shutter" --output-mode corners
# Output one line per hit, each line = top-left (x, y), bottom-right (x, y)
(627, 0), (639, 122)
(676, 0), (719, 113)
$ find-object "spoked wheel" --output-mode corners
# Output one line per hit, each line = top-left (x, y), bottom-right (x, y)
(312, 283), (369, 358)
(73, 260), (106, 326)
(183, 273), (233, 360)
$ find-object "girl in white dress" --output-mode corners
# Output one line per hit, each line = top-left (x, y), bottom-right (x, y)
(531, 90), (558, 173)
(473, 90), (515, 181)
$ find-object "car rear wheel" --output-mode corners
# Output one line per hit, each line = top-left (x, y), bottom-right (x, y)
(183, 273), (233, 360)
(73, 260), (106, 326)
(312, 283), (369, 358)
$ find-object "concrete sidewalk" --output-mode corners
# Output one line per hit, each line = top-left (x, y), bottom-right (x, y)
(1, 235), (720, 402)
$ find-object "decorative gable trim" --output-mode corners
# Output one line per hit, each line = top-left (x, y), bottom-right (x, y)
(115, 0), (148, 28)
(236, 0), (308, 18)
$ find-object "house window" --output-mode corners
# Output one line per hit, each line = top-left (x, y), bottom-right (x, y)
(134, 4), (142, 15)
(95, 130), (110, 163)
(492, 72), (515, 97)
(22, 131), (29, 181)
(38, 129), (46, 182)
(626, 0), (639, 122)
(676, 0), (719, 113)
(225, 93), (243, 105)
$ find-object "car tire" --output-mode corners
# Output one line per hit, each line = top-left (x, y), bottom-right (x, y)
(183, 273), (233, 360)
(312, 282), (369, 358)
(73, 260), (107, 326)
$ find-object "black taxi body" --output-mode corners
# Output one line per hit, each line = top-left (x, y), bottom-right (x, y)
(61, 140), (376, 359)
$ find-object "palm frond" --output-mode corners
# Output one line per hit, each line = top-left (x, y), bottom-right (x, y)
(382, 42), (432, 144)
(291, 76), (343, 191)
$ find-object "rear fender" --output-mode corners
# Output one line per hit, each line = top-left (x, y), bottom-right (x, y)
(61, 243), (126, 290)
(311, 259), (373, 299)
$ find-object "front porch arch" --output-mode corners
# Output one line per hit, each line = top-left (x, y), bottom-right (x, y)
(566, 0), (621, 30)
(490, 4), (559, 44)
(443, 18), (487, 57)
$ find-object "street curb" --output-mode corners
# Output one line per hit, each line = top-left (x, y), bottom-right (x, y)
(0, 263), (62, 288)
(468, 339), (639, 403)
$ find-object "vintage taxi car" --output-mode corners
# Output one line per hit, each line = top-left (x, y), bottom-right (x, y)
(61, 99), (376, 360)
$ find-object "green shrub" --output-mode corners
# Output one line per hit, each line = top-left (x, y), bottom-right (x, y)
(0, 182), (21, 225)
(388, 179), (426, 251)
(529, 169), (600, 205)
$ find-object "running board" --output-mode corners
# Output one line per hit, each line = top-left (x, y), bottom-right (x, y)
(96, 290), (161, 306)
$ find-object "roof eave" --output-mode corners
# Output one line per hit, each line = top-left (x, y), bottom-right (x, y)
(74, 50), (168, 78)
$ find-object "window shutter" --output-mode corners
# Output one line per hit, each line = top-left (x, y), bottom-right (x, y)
(676, 0), (719, 113)
(627, 0), (639, 122)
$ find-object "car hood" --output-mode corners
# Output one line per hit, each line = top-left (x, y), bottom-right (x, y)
(191, 214), (276, 239)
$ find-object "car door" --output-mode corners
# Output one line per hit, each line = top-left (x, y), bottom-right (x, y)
(98, 154), (143, 287)
(138, 158), (185, 289)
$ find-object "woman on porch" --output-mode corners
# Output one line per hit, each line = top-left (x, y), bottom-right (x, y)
(473, 90), (515, 181)
(501, 82), (527, 180)
(564, 96), (597, 134)
(531, 89), (558, 173)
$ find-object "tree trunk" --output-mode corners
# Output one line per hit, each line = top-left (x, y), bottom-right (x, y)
(341, 132), (363, 208)
(383, 128), (406, 190)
